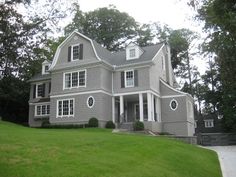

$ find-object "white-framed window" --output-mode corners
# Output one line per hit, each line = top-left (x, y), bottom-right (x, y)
(170, 99), (178, 111)
(57, 99), (74, 117)
(87, 96), (95, 108)
(161, 55), (166, 71)
(36, 83), (43, 98)
(64, 70), (86, 89)
(204, 119), (214, 128)
(125, 70), (134, 87)
(35, 104), (50, 116)
(129, 48), (136, 58)
(72, 44), (80, 61)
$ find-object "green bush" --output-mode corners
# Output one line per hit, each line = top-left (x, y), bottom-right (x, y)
(133, 121), (144, 131)
(105, 121), (115, 129)
(88, 117), (98, 127)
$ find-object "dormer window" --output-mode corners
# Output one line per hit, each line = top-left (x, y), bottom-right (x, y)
(129, 49), (136, 58)
(45, 65), (49, 72)
(126, 42), (143, 60)
(42, 60), (51, 75)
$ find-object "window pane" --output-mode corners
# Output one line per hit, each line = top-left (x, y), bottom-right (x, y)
(63, 100), (69, 115)
(65, 73), (71, 88)
(37, 106), (41, 115)
(126, 71), (134, 87)
(129, 49), (135, 58)
(58, 101), (62, 116)
(42, 105), (46, 115)
(45, 65), (49, 72)
(73, 45), (79, 60)
(69, 99), (74, 115)
(37, 84), (43, 97)
(79, 71), (85, 86)
(47, 105), (50, 115)
(72, 72), (78, 87)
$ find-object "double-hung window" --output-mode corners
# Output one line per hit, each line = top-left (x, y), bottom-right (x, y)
(129, 49), (136, 58)
(125, 70), (134, 87)
(72, 45), (80, 61)
(35, 104), (50, 116)
(64, 70), (86, 89)
(57, 99), (74, 117)
(36, 84), (43, 98)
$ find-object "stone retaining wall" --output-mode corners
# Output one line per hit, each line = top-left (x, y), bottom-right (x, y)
(197, 133), (236, 146)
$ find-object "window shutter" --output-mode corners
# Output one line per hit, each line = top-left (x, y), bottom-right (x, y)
(42, 83), (45, 97)
(79, 44), (83, 60)
(49, 82), (51, 94)
(33, 84), (36, 99)
(121, 71), (124, 88)
(68, 46), (71, 62)
(134, 70), (138, 86)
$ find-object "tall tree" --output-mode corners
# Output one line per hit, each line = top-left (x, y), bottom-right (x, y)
(189, 0), (236, 131)
(65, 5), (138, 51)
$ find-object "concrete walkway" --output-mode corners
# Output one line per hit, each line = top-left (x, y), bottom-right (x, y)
(206, 146), (236, 177)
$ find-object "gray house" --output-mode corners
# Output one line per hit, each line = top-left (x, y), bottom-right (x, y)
(28, 31), (195, 136)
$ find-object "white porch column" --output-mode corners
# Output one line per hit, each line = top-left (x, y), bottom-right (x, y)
(147, 92), (152, 121)
(151, 94), (155, 121)
(112, 97), (115, 123)
(119, 95), (124, 123)
(139, 93), (144, 122)
(156, 97), (162, 122)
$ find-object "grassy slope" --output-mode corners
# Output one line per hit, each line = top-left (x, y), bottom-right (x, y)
(0, 121), (222, 177)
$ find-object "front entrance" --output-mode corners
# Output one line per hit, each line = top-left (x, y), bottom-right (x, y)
(134, 103), (148, 121)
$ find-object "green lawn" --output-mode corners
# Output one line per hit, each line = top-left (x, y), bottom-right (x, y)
(0, 121), (222, 177)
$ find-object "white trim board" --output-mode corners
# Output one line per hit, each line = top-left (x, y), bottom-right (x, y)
(50, 90), (112, 98)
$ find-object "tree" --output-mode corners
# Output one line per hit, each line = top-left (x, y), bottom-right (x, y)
(0, 0), (69, 123)
(189, 0), (236, 132)
(65, 5), (138, 51)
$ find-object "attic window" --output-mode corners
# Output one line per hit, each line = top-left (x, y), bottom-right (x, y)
(45, 65), (49, 72)
(129, 49), (136, 58)
(72, 45), (80, 60)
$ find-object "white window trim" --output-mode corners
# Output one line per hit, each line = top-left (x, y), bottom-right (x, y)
(204, 119), (214, 128)
(124, 69), (134, 88)
(35, 104), (50, 117)
(170, 99), (178, 111)
(63, 69), (87, 90)
(87, 96), (95, 108)
(56, 98), (75, 118)
(36, 83), (43, 98)
(71, 44), (80, 61)
(127, 48), (138, 60)
(42, 64), (50, 75)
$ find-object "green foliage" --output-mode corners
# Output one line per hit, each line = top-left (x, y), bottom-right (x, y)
(193, 0), (236, 132)
(133, 121), (144, 131)
(0, 76), (29, 123)
(65, 5), (138, 51)
(88, 117), (99, 127)
(105, 121), (115, 129)
(0, 120), (222, 177)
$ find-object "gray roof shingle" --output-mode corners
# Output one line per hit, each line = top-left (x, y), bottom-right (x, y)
(92, 41), (164, 66)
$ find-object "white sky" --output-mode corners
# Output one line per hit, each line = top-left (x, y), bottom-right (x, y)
(78, 0), (200, 31)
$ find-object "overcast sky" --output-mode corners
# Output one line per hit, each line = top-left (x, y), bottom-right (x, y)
(78, 0), (200, 32)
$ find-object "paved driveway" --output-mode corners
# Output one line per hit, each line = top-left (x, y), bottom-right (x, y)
(206, 146), (236, 177)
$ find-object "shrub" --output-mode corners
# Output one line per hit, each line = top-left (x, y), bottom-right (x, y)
(133, 121), (144, 131)
(105, 121), (115, 129)
(88, 117), (98, 127)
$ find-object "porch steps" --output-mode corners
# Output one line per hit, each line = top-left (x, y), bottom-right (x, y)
(118, 122), (134, 131)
